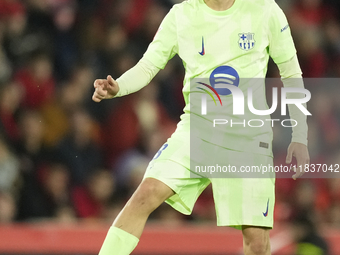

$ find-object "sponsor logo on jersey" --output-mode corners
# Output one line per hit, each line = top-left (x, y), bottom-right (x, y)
(210, 66), (240, 96)
(199, 36), (205, 56)
(238, 33), (255, 51)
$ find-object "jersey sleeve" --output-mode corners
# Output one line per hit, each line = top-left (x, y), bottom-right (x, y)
(278, 56), (308, 146)
(268, 2), (296, 64)
(143, 6), (178, 69)
(115, 58), (160, 97)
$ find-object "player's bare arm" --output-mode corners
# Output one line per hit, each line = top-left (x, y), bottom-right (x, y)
(92, 75), (119, 102)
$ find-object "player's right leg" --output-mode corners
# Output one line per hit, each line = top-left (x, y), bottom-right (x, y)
(98, 177), (174, 255)
(98, 131), (208, 255)
(113, 177), (175, 238)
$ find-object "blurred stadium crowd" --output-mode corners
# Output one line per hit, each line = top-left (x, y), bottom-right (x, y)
(0, 0), (339, 236)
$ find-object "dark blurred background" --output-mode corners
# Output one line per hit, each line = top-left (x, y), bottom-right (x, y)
(0, 0), (339, 254)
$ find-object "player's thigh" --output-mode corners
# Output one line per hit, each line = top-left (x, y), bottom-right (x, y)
(145, 137), (210, 215)
(130, 178), (175, 209)
(211, 151), (275, 228)
(145, 133), (192, 181)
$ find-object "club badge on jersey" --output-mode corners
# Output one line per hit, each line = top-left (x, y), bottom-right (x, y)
(238, 33), (256, 51)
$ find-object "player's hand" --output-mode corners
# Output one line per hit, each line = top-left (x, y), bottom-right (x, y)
(92, 75), (119, 102)
(286, 142), (310, 180)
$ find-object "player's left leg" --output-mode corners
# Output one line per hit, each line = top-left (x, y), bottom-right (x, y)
(209, 149), (275, 254)
(242, 226), (271, 255)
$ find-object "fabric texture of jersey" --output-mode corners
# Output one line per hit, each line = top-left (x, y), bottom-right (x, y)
(143, 0), (297, 156)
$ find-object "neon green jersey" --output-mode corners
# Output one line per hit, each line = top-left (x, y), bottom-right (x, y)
(143, 0), (297, 156)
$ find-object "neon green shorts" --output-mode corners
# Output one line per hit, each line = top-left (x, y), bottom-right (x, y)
(144, 135), (275, 230)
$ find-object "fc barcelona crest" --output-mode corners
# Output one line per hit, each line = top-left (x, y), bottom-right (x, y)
(238, 33), (255, 51)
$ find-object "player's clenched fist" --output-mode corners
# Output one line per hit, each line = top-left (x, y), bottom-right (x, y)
(92, 75), (119, 102)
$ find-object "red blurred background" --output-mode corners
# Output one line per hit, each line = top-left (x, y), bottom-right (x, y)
(0, 0), (340, 254)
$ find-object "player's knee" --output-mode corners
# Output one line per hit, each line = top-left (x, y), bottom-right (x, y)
(244, 238), (269, 255)
(248, 240), (268, 255)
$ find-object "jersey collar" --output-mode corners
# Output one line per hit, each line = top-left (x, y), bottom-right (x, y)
(200, 0), (241, 16)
